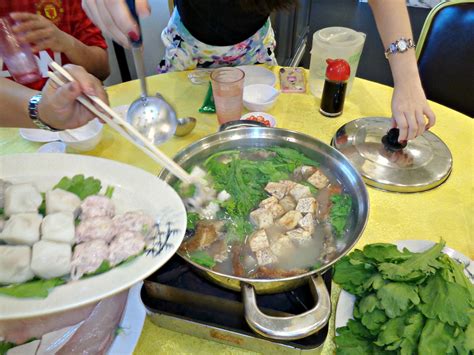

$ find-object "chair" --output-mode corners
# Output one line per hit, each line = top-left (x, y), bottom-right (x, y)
(416, 0), (474, 117)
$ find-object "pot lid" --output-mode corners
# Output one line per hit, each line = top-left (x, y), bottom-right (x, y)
(331, 117), (453, 193)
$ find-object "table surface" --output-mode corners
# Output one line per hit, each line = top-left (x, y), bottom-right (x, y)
(1, 67), (472, 354)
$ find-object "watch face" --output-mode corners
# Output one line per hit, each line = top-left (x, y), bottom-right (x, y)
(397, 40), (408, 52)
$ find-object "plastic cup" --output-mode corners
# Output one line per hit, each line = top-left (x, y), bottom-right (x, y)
(0, 16), (41, 85)
(210, 67), (245, 124)
(309, 27), (366, 98)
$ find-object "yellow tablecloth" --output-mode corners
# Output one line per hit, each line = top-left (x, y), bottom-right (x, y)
(1, 67), (472, 354)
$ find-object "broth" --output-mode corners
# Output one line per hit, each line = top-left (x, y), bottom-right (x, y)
(175, 147), (352, 279)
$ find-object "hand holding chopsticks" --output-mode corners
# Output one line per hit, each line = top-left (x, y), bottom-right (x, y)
(47, 61), (194, 185)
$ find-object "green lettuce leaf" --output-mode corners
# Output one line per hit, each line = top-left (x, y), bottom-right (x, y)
(186, 212), (200, 230)
(378, 241), (445, 282)
(333, 255), (378, 296)
(188, 250), (216, 268)
(329, 194), (352, 237)
(0, 278), (65, 298)
(418, 319), (458, 355)
(418, 272), (471, 327)
(363, 243), (414, 263)
(54, 174), (102, 200)
(377, 282), (420, 318)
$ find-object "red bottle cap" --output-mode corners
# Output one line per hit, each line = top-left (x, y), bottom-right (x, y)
(325, 59), (351, 82)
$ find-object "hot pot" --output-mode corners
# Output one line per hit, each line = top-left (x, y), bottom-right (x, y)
(159, 127), (369, 340)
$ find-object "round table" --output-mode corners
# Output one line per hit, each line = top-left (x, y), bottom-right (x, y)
(1, 67), (472, 354)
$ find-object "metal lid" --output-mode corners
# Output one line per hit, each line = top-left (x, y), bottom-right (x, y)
(331, 117), (453, 193)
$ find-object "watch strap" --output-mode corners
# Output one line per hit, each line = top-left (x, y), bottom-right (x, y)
(28, 93), (60, 131)
(384, 38), (416, 59)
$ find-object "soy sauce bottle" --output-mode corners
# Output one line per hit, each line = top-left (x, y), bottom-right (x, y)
(319, 59), (351, 117)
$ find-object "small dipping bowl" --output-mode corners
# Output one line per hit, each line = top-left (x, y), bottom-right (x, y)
(58, 119), (103, 152)
(243, 84), (279, 112)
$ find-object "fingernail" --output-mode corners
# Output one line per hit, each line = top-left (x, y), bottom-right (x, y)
(128, 30), (140, 42)
(84, 86), (96, 95)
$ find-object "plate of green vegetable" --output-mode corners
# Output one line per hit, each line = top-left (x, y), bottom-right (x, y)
(334, 240), (474, 355)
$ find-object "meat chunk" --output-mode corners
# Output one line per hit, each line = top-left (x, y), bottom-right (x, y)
(255, 248), (277, 266)
(80, 195), (115, 219)
(264, 182), (288, 200)
(298, 213), (315, 233)
(180, 220), (224, 252)
(75, 217), (116, 244)
(286, 228), (312, 245)
(288, 184), (312, 201)
(270, 236), (295, 258)
(250, 208), (273, 229)
(296, 197), (317, 214)
(277, 210), (303, 230)
(259, 196), (278, 208)
(232, 246), (245, 277)
(308, 170), (329, 189)
(279, 195), (296, 212)
(248, 229), (270, 252)
(294, 166), (318, 180)
(71, 240), (109, 280)
(108, 231), (145, 266)
(113, 210), (156, 235)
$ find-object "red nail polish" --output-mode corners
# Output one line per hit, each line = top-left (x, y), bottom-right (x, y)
(128, 31), (140, 42)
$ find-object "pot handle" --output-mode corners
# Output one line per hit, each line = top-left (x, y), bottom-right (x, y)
(242, 275), (331, 340)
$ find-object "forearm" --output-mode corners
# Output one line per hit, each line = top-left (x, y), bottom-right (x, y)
(368, 0), (422, 88)
(62, 34), (110, 81)
(0, 79), (38, 128)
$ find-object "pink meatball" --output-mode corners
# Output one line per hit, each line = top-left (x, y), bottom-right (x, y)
(71, 240), (109, 280)
(75, 217), (116, 243)
(80, 196), (115, 219)
(108, 231), (145, 266)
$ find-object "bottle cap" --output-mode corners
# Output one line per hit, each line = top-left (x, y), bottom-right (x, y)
(325, 59), (351, 82)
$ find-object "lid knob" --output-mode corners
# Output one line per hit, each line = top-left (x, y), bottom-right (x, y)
(381, 128), (408, 152)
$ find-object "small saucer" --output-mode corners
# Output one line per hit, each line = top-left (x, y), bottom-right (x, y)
(37, 141), (67, 153)
(240, 112), (277, 127)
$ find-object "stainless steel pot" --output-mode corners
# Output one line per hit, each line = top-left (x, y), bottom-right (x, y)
(158, 127), (369, 340)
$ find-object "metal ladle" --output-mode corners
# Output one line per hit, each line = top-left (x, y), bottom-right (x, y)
(125, 0), (177, 145)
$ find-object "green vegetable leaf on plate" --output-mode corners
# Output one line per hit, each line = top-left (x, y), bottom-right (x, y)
(363, 243), (414, 263)
(0, 341), (15, 355)
(54, 174), (102, 200)
(377, 282), (420, 318)
(0, 278), (65, 298)
(333, 256), (378, 296)
(418, 318), (460, 355)
(418, 272), (471, 327)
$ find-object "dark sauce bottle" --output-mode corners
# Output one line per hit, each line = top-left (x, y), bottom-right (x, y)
(319, 59), (351, 117)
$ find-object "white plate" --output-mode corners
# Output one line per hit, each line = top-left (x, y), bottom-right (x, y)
(237, 65), (277, 87)
(37, 142), (67, 153)
(107, 283), (146, 355)
(0, 153), (186, 320)
(335, 240), (473, 333)
(240, 112), (277, 127)
(19, 128), (60, 143)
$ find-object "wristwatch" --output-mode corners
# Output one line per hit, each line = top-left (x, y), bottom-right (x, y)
(28, 93), (60, 131)
(384, 38), (416, 59)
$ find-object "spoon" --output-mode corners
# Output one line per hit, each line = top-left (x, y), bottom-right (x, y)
(175, 117), (197, 137)
(125, 0), (177, 145)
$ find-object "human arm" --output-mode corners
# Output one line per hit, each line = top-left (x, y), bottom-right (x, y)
(81, 0), (151, 48)
(0, 64), (107, 130)
(10, 12), (110, 81)
(368, 0), (435, 142)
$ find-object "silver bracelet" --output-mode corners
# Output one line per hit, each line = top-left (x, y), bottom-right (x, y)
(28, 93), (60, 131)
(384, 38), (416, 59)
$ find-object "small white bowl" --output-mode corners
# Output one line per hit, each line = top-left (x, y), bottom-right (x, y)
(58, 119), (103, 152)
(243, 84), (279, 112)
(240, 112), (277, 127)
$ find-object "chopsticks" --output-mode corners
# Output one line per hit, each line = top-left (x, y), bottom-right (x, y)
(47, 62), (193, 185)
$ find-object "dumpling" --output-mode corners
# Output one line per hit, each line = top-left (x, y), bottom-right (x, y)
(108, 231), (145, 266)
(0, 245), (34, 284)
(75, 217), (116, 243)
(71, 240), (109, 280)
(80, 195), (115, 219)
(31, 240), (71, 279)
(41, 212), (75, 245)
(46, 189), (81, 215)
(0, 213), (42, 245)
(4, 183), (42, 216)
(113, 211), (155, 235)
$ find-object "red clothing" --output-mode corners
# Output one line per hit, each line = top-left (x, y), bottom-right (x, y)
(0, 0), (107, 90)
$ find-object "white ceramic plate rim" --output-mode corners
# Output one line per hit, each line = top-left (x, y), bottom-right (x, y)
(335, 240), (473, 334)
(237, 65), (277, 87)
(0, 153), (186, 320)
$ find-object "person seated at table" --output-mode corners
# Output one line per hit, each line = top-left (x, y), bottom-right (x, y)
(0, 64), (107, 130)
(0, 0), (110, 91)
(81, 0), (435, 143)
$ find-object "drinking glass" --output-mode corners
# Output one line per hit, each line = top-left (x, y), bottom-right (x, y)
(210, 67), (245, 124)
(0, 16), (41, 84)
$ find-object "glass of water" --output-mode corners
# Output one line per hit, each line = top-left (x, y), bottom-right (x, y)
(211, 67), (245, 125)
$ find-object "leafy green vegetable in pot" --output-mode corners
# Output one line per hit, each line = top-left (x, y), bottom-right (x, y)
(330, 194), (352, 237)
(188, 250), (216, 268)
(0, 278), (65, 298)
(186, 212), (200, 230)
(334, 240), (474, 355)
